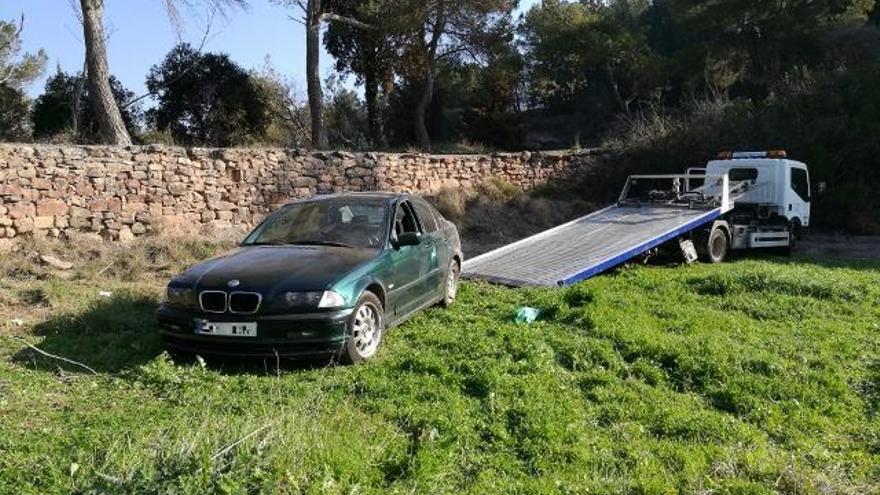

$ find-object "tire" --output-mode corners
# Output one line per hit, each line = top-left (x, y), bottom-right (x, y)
(441, 259), (460, 307)
(339, 291), (384, 364)
(701, 227), (728, 264)
(779, 222), (796, 257)
(790, 219), (804, 241)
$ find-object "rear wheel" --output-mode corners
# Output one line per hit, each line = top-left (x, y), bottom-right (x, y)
(339, 292), (384, 364)
(441, 259), (460, 307)
(700, 227), (728, 264)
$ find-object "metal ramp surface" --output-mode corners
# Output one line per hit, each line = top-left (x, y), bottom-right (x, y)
(462, 204), (721, 287)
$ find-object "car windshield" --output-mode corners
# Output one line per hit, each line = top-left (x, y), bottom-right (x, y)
(243, 198), (389, 249)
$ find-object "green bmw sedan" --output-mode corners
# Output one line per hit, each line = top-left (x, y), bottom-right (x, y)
(158, 192), (462, 363)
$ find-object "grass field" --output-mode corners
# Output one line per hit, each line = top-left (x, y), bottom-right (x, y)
(0, 239), (878, 494)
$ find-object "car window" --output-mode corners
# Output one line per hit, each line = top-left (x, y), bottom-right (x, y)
(411, 198), (439, 232)
(244, 199), (388, 249)
(392, 201), (420, 240)
(790, 167), (809, 201)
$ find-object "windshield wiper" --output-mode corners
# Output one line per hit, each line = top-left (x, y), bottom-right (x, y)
(288, 240), (356, 248)
(245, 241), (287, 246)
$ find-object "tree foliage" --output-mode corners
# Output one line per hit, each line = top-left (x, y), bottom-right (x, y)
(324, 0), (399, 147)
(32, 69), (141, 143)
(0, 85), (30, 141)
(0, 16), (47, 89)
(251, 62), (311, 148)
(145, 44), (269, 147)
(0, 16), (46, 141)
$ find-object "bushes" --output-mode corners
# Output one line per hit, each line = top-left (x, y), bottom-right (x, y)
(428, 180), (594, 256)
(601, 66), (880, 233)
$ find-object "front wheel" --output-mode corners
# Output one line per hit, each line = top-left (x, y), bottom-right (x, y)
(441, 259), (460, 307)
(339, 292), (384, 364)
(700, 227), (728, 264)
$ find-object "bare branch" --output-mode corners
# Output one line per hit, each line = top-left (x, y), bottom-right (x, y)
(164, 0), (185, 37)
(8, 336), (98, 375)
(287, 14), (307, 27)
(211, 422), (274, 461)
(67, 0), (83, 23)
(121, 9), (216, 109)
(319, 12), (374, 31)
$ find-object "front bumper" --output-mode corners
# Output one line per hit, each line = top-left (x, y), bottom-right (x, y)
(157, 304), (352, 358)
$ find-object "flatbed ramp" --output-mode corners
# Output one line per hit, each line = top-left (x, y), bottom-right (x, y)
(462, 204), (721, 287)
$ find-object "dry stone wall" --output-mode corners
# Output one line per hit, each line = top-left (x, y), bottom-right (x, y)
(0, 144), (597, 241)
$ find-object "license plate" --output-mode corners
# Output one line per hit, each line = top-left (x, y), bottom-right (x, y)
(195, 320), (257, 337)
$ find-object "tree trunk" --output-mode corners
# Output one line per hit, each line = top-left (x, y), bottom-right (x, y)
(413, 14), (444, 152)
(606, 64), (631, 117)
(80, 0), (131, 145)
(306, 0), (328, 149)
(363, 63), (385, 147)
(414, 66), (434, 151)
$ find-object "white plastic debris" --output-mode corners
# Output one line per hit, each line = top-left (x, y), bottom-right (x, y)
(98, 291), (113, 298)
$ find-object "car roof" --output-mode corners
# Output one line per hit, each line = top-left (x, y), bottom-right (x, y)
(283, 191), (410, 207)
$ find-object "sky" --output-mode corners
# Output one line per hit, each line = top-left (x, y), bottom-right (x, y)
(3, 0), (542, 103)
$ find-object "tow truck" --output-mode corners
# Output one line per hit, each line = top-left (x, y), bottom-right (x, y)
(463, 150), (811, 287)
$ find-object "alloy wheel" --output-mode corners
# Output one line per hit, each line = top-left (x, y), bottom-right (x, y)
(351, 302), (381, 357)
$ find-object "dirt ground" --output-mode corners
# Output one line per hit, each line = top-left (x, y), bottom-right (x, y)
(797, 235), (880, 261)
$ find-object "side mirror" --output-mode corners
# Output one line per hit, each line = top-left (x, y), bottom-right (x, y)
(394, 232), (421, 248)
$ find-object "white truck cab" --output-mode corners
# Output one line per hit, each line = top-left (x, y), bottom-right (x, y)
(682, 150), (811, 261)
(705, 151), (811, 231)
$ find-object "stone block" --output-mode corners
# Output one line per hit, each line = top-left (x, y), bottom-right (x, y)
(36, 199), (68, 216)
(33, 216), (54, 229)
(8, 203), (35, 219)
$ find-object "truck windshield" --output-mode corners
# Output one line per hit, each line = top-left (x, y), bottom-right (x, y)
(243, 199), (389, 249)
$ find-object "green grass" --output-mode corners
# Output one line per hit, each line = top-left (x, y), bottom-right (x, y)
(1, 256), (879, 494)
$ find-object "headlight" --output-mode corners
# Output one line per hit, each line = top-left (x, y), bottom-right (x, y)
(277, 291), (346, 309)
(165, 286), (195, 307)
(281, 291), (324, 307)
(318, 290), (346, 309)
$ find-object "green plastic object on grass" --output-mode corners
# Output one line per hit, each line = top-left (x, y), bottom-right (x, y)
(515, 307), (541, 324)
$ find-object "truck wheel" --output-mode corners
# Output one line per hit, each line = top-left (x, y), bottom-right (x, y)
(701, 228), (728, 264)
(339, 291), (384, 364)
(790, 219), (804, 241)
(779, 224), (796, 257)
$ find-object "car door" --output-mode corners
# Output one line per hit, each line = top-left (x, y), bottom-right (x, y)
(386, 201), (425, 317)
(410, 197), (445, 298)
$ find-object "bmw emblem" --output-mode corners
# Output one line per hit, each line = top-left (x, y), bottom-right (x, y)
(227, 279), (240, 288)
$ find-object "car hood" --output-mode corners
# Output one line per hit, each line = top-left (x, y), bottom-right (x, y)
(180, 245), (377, 294)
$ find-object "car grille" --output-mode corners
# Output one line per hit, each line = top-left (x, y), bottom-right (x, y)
(229, 292), (262, 314)
(200, 291), (227, 313)
(198, 290), (263, 314)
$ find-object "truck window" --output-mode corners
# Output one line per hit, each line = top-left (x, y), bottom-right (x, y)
(728, 168), (758, 181)
(790, 168), (809, 201)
